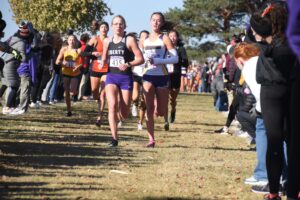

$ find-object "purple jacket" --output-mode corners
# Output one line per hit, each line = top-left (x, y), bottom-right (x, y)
(17, 44), (37, 85)
(286, 0), (300, 62)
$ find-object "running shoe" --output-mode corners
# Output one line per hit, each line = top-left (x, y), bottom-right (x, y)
(95, 119), (102, 127)
(2, 107), (14, 115)
(233, 130), (249, 138)
(66, 111), (72, 117)
(244, 176), (268, 186)
(29, 102), (40, 109)
(36, 101), (42, 106)
(214, 126), (229, 135)
(164, 122), (169, 131)
(146, 141), (155, 148)
(108, 139), (118, 147)
(10, 107), (26, 115)
(117, 121), (123, 128)
(137, 123), (143, 131)
(170, 109), (176, 123)
(252, 184), (269, 194)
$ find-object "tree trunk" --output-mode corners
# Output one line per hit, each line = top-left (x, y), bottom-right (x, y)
(221, 8), (232, 32)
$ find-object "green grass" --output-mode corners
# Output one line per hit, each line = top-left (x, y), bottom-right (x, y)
(0, 93), (270, 199)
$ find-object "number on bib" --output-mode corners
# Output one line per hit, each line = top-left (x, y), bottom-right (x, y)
(110, 56), (125, 68)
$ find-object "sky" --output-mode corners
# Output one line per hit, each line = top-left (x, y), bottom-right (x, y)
(1, 0), (183, 40)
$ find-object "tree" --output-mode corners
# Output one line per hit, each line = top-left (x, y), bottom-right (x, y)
(164, 0), (269, 61)
(165, 0), (270, 40)
(9, 0), (112, 33)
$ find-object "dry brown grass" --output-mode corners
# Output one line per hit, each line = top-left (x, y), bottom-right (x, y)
(0, 93), (270, 200)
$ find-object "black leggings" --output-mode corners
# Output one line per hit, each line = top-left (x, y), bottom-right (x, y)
(225, 94), (239, 127)
(261, 84), (287, 194)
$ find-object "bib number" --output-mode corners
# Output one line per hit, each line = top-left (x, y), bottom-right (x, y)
(66, 60), (75, 68)
(110, 56), (125, 68)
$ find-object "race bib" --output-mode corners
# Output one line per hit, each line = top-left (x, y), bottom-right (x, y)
(110, 56), (125, 68)
(166, 64), (174, 73)
(66, 60), (75, 68)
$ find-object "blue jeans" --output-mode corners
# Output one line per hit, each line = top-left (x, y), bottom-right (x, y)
(253, 117), (268, 181)
(49, 73), (60, 102)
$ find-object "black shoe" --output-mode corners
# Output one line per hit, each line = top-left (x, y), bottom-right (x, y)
(108, 139), (118, 147)
(66, 111), (72, 117)
(164, 122), (169, 131)
(170, 110), (176, 123)
(95, 119), (102, 127)
(214, 128), (224, 133)
(72, 95), (78, 102)
(214, 127), (229, 134)
(252, 184), (269, 194)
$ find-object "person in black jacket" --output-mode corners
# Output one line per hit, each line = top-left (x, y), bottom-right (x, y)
(251, 4), (295, 199)
(235, 79), (257, 143)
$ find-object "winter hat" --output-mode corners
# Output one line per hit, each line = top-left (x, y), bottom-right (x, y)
(250, 14), (272, 37)
(18, 20), (30, 37)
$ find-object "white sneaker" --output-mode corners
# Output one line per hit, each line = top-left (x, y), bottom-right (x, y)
(2, 107), (14, 115)
(10, 107), (26, 115)
(234, 130), (249, 138)
(137, 123), (143, 131)
(29, 102), (40, 109)
(49, 101), (55, 105)
(244, 176), (268, 186)
(233, 119), (240, 126)
(117, 121), (123, 128)
(245, 134), (254, 145)
(131, 105), (138, 117)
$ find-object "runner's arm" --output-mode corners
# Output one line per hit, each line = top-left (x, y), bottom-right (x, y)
(152, 35), (178, 65)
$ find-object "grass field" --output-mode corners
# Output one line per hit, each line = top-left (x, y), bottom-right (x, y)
(0, 93), (272, 200)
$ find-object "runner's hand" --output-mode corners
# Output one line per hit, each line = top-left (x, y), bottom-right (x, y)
(92, 52), (101, 57)
(118, 63), (128, 71)
(98, 60), (104, 70)
(62, 60), (68, 66)
(73, 65), (81, 72)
